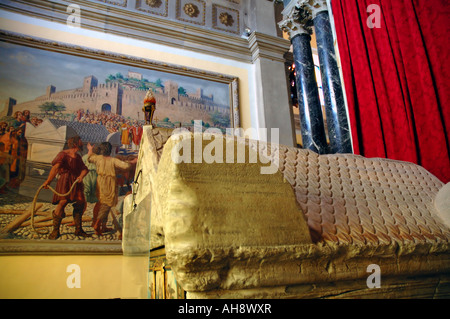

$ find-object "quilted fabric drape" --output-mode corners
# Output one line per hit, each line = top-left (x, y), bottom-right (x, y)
(331, 0), (450, 182)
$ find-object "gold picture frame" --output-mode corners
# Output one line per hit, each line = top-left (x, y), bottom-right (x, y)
(0, 30), (239, 254)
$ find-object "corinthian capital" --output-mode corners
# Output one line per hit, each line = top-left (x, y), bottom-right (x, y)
(279, 0), (328, 39)
(278, 16), (312, 39)
(301, 0), (328, 19)
(281, 0), (328, 22)
(279, 1), (314, 39)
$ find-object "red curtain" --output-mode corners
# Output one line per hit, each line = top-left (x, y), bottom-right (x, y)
(331, 0), (450, 183)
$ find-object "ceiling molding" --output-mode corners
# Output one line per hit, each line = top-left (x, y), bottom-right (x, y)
(0, 0), (256, 62)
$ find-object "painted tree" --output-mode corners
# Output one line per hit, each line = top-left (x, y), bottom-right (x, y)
(155, 78), (164, 88)
(210, 110), (230, 128)
(39, 101), (66, 116)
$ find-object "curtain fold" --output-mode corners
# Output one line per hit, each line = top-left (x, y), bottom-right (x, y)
(331, 0), (450, 182)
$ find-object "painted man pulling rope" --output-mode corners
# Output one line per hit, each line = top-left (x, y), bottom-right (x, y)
(41, 136), (89, 239)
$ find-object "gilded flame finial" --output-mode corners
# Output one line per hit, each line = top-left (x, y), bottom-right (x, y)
(143, 89), (156, 126)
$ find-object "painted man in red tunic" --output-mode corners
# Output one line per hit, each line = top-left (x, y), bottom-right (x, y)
(42, 136), (89, 239)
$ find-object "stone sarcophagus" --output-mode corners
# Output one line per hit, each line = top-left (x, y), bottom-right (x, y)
(123, 126), (450, 299)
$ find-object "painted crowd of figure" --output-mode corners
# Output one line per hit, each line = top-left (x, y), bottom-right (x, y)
(73, 109), (145, 150)
(0, 110), (36, 193)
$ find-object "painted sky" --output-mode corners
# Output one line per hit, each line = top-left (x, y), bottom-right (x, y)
(0, 41), (230, 112)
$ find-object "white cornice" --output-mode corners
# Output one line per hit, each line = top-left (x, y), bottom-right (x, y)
(247, 31), (291, 63)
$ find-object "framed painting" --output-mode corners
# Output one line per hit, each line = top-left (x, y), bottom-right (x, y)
(0, 30), (240, 254)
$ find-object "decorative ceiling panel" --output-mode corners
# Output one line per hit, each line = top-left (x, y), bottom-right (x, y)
(176, 0), (206, 26)
(95, 0), (127, 7)
(94, 0), (242, 35)
(3, 0), (245, 37)
(212, 4), (240, 34)
(136, 0), (169, 17)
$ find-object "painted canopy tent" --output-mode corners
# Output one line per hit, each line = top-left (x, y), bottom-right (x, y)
(331, 0), (450, 183)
